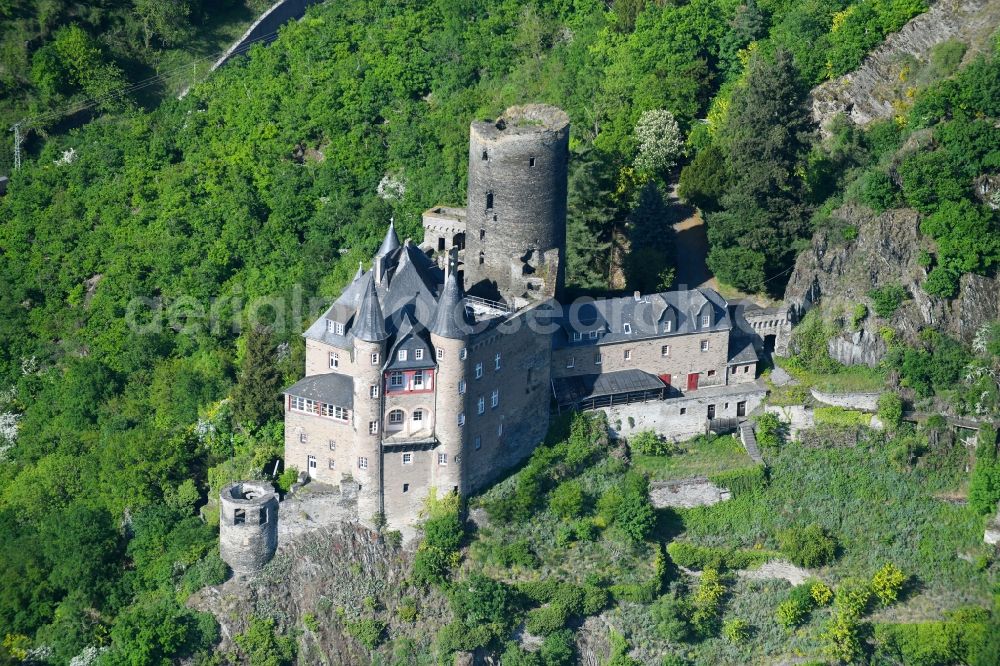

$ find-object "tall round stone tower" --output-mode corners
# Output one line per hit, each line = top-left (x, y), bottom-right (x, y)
(219, 481), (279, 575)
(351, 273), (389, 523)
(464, 104), (570, 303)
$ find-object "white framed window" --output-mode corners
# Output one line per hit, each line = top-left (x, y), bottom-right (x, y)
(497, 422), (503, 436)
(494, 352), (501, 370)
(458, 379), (466, 394)
(661, 345), (670, 357)
(491, 389), (499, 408)
(474, 436), (482, 450)
(413, 409), (423, 422)
(329, 440), (336, 451)
(594, 353), (602, 366)
(413, 371), (424, 389)
(308, 455), (316, 470)
(326, 320), (344, 335)
(402, 452), (413, 465)
(438, 452), (448, 465)
(458, 413), (465, 426)
(369, 421), (378, 434)
(358, 456), (368, 469)
(701, 315), (710, 328)
(390, 371), (405, 388)
(388, 410), (404, 424)
(623, 323), (632, 334)
(572, 331), (582, 341)
(321, 403), (349, 421)
(370, 384), (379, 398)
(371, 352), (379, 365)
(460, 348), (467, 360)
(477, 396), (485, 415)
(664, 320), (672, 333)
(299, 432), (308, 444)
(329, 352), (339, 369)
(624, 349), (632, 361)
(290, 396), (317, 413)
(475, 362), (483, 379)
(415, 348), (424, 361)
(566, 356), (575, 369)
(437, 348), (444, 360)
(700, 340), (710, 352)
(398, 349), (408, 362)
(589, 330), (599, 340)
(329, 459), (336, 469)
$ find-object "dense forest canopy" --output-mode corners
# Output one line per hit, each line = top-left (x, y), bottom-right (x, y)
(1, 0), (998, 663)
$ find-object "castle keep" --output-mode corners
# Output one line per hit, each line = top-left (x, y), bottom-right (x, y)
(283, 105), (765, 528)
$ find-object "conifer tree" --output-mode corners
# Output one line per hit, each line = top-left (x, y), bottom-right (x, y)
(232, 326), (282, 428)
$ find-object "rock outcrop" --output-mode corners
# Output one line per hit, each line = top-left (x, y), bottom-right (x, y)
(783, 203), (1000, 365)
(811, 0), (1000, 134)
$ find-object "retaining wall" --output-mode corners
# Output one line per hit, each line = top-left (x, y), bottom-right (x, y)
(810, 388), (881, 412)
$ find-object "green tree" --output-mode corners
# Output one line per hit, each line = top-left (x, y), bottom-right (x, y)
(678, 144), (727, 212)
(232, 326), (282, 428)
(132, 0), (193, 49)
(968, 426), (1000, 516)
(566, 150), (618, 291)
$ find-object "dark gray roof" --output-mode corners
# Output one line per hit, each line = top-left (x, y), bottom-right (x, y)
(353, 273), (388, 342)
(551, 370), (665, 405)
(727, 336), (759, 365)
(376, 219), (401, 257)
(429, 271), (472, 339)
(386, 312), (437, 370)
(283, 372), (354, 408)
(555, 288), (731, 349)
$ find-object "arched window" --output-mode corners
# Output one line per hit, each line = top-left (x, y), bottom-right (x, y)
(479, 251), (485, 265)
(485, 191), (494, 210)
(387, 409), (404, 431)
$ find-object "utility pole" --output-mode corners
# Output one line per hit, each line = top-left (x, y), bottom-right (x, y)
(10, 122), (24, 171)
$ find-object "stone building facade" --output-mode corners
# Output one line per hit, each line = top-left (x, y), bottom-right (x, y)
(283, 105), (765, 529)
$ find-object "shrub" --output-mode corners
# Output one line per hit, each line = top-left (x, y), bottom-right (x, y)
(597, 472), (655, 542)
(652, 592), (693, 642)
(755, 412), (783, 449)
(234, 615), (296, 666)
(968, 426), (1000, 516)
(384, 530), (402, 549)
(850, 304), (868, 330)
(690, 568), (725, 638)
(666, 541), (772, 571)
(540, 629), (576, 666)
(860, 169), (898, 212)
(723, 618), (750, 643)
(810, 581), (833, 606)
(778, 524), (837, 568)
(346, 618), (385, 649)
(822, 614), (863, 664)
(776, 584), (814, 629)
(495, 540), (540, 569)
(276, 467), (298, 493)
(877, 392), (904, 429)
(423, 511), (464, 553)
(814, 407), (870, 427)
(572, 519), (598, 542)
(630, 430), (674, 456)
(834, 578), (873, 619)
(525, 604), (570, 636)
(412, 544), (450, 586)
(549, 480), (585, 520)
(397, 597), (418, 623)
(581, 585), (610, 615)
(709, 465), (768, 497)
(872, 563), (906, 606)
(869, 284), (908, 318)
(302, 613), (319, 632)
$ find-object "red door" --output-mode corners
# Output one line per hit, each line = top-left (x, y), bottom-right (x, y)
(687, 373), (699, 391)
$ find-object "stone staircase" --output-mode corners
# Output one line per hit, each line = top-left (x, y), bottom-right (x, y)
(739, 423), (763, 464)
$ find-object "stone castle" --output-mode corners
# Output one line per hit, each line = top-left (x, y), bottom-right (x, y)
(280, 104), (776, 528)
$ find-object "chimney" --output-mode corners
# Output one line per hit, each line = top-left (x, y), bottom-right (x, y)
(374, 255), (385, 284)
(634, 291), (641, 302)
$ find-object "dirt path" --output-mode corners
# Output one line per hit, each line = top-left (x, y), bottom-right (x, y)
(666, 185), (719, 291)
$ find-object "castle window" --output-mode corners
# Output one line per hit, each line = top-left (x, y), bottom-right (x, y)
(479, 251), (485, 265)
(326, 320), (344, 335)
(299, 432), (308, 444)
(359, 457), (368, 469)
(402, 452), (413, 465)
(234, 509), (246, 525)
(321, 403), (349, 421)
(369, 421), (378, 434)
(415, 348), (424, 361)
(475, 436), (482, 450)
(370, 385), (379, 398)
(665, 321), (672, 333)
(624, 349), (632, 361)
(707, 370), (716, 377)
(329, 440), (336, 450)
(744, 365), (750, 374)
(495, 352), (501, 370)
(455, 454), (461, 464)
(475, 362), (483, 379)
(413, 409), (423, 423)
(328, 459), (336, 469)
(623, 323), (632, 334)
(371, 352), (380, 365)
(458, 379), (466, 394)
(594, 353), (602, 365)
(460, 348), (467, 360)
(309, 456), (317, 471)
(438, 453), (448, 465)
(572, 332), (582, 341)
(458, 413), (465, 426)
(477, 396), (485, 415)
(529, 156), (536, 167)
(403, 483), (409, 493)
(491, 389), (499, 408)
(290, 396), (316, 413)
(700, 340), (709, 352)
(701, 315), (710, 328)
(566, 356), (575, 369)
(437, 348), (444, 360)
(480, 228), (485, 241)
(661, 345), (670, 357)
(485, 191), (494, 210)
(482, 149), (488, 161)
(413, 371), (424, 388)
(680, 407), (687, 415)
(398, 349), (408, 362)
(589, 330), (599, 340)
(388, 410), (404, 425)
(329, 352), (339, 369)
(497, 422), (504, 436)
(390, 371), (404, 388)
(259, 508), (268, 524)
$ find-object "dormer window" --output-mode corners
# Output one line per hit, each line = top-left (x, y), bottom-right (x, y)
(398, 349), (408, 362)
(589, 330), (599, 340)
(415, 348), (424, 361)
(572, 332), (582, 342)
(664, 320), (672, 333)
(623, 323), (632, 334)
(701, 315), (711, 328)
(327, 320), (345, 336)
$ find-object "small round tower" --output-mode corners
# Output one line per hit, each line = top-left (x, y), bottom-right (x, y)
(219, 481), (279, 575)
(465, 104), (570, 302)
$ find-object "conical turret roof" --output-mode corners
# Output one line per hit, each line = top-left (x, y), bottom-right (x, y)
(376, 219), (401, 258)
(430, 271), (473, 339)
(352, 273), (388, 342)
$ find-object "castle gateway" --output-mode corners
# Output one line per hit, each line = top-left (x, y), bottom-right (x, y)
(283, 105), (763, 528)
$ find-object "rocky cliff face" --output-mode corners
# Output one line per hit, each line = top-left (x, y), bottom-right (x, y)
(783, 203), (1000, 365)
(811, 0), (1000, 135)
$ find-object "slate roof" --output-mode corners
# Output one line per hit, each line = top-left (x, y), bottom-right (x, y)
(283, 372), (354, 408)
(386, 311), (437, 370)
(377, 220), (401, 257)
(430, 271), (473, 339)
(551, 370), (665, 406)
(727, 335), (759, 365)
(353, 272), (388, 342)
(554, 288), (731, 349)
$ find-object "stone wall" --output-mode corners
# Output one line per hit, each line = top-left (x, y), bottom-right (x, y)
(810, 388), (882, 412)
(602, 383), (766, 441)
(284, 405), (353, 482)
(219, 482), (279, 575)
